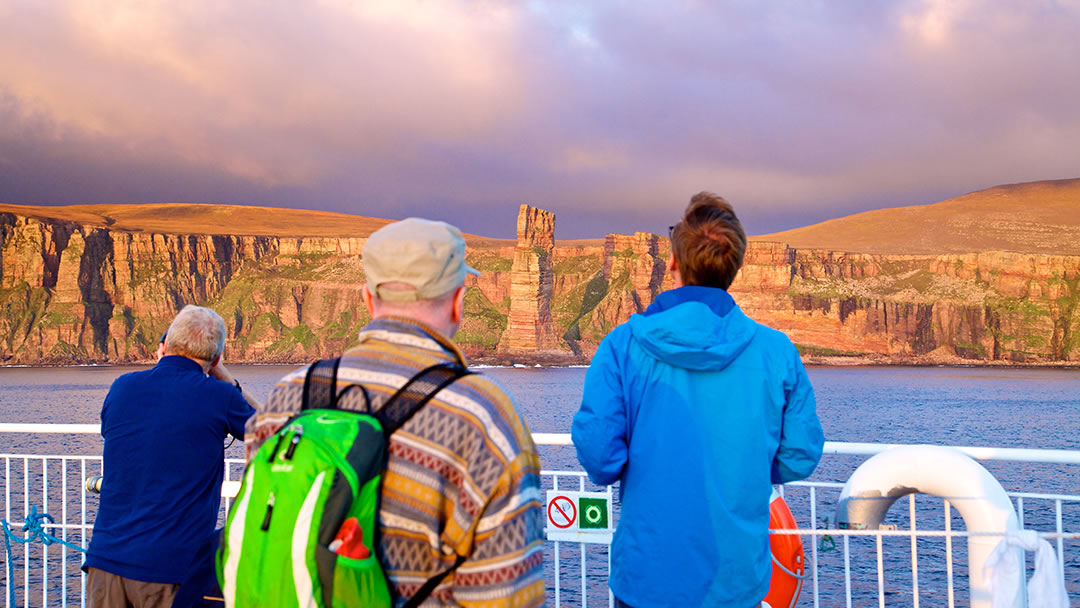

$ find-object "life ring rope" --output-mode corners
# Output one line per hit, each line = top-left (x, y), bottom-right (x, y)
(770, 550), (811, 580)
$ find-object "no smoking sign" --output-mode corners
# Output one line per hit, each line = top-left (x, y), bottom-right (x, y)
(548, 495), (577, 528)
(545, 490), (613, 544)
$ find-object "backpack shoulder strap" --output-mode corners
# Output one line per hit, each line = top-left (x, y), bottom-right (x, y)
(375, 362), (472, 436)
(302, 357), (375, 413)
(301, 357), (342, 411)
(402, 553), (467, 608)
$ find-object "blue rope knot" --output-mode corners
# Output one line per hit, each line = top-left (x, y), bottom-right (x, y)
(2, 504), (86, 553)
(3, 506), (87, 608)
(5, 506), (55, 546)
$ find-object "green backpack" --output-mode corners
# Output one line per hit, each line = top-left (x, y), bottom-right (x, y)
(217, 359), (471, 608)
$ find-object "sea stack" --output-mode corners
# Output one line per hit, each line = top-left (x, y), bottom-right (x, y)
(602, 231), (671, 312)
(498, 205), (560, 353)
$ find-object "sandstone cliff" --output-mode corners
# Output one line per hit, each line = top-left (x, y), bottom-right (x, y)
(734, 244), (1080, 363)
(0, 212), (371, 363)
(1, 194), (1078, 366)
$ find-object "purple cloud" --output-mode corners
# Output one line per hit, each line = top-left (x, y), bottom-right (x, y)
(0, 0), (1077, 239)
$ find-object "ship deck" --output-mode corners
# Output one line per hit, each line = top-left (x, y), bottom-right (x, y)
(1, 425), (1078, 607)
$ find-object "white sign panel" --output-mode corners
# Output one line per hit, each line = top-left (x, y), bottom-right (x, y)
(545, 490), (614, 544)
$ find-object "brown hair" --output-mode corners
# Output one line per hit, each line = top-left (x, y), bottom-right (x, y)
(670, 192), (747, 289)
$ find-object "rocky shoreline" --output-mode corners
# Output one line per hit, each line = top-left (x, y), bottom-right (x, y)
(5, 354), (1078, 370)
(801, 355), (1080, 369)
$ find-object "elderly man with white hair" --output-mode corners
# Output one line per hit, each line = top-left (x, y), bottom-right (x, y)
(83, 305), (258, 608)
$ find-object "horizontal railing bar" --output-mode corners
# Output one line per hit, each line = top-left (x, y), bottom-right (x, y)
(4, 523), (93, 531)
(533, 433), (573, 445)
(788, 481), (1080, 502)
(6, 522), (1077, 540)
(0, 454), (102, 461)
(822, 441), (1080, 464)
(770, 529), (1080, 539)
(0, 425), (584, 442)
(1004, 491), (1080, 501)
(17, 459), (1076, 503)
(6, 525), (1076, 540)
(3, 425), (1079, 465)
(0, 424), (103, 434)
(790, 481), (847, 489)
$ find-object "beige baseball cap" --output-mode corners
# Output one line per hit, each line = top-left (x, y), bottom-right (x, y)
(362, 218), (479, 301)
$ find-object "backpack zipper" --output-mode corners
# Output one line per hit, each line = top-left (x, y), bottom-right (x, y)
(261, 492), (275, 531)
(266, 433), (286, 463)
(284, 425), (304, 460)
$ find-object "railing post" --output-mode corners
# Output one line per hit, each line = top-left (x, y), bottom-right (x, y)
(63, 458), (68, 608)
(909, 494), (919, 608)
(43, 458), (49, 608)
(1056, 499), (1065, 582)
(843, 534), (852, 608)
(944, 500), (955, 608)
(580, 475), (586, 608)
(810, 485), (819, 608)
(81, 458), (88, 608)
(875, 532), (884, 608)
(5, 456), (10, 608)
(553, 475), (560, 607)
(23, 458), (28, 605)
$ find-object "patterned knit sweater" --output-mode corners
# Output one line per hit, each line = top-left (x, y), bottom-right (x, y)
(245, 317), (546, 607)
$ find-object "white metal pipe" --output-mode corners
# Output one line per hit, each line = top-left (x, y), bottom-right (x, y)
(908, 494), (919, 608)
(823, 441), (1080, 465)
(532, 432), (573, 445)
(945, 500), (956, 608)
(0, 423), (101, 434)
(5, 425), (1080, 465)
(834, 445), (1023, 608)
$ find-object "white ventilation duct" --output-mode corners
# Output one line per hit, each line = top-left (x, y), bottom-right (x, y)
(834, 445), (1024, 608)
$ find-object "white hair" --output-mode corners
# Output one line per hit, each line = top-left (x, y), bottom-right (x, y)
(165, 305), (226, 362)
(372, 282), (460, 317)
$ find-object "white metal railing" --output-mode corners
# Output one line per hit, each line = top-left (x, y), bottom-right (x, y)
(8, 424), (1079, 464)
(2, 426), (1078, 607)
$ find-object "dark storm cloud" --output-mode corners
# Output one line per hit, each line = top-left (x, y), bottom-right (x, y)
(0, 0), (1077, 239)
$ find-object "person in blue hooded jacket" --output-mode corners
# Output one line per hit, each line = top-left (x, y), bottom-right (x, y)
(572, 192), (825, 608)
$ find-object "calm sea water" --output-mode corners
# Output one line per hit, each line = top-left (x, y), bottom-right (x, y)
(1, 364), (1078, 605)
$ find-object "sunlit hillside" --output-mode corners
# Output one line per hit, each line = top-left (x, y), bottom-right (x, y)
(754, 178), (1080, 255)
(0, 203), (521, 248)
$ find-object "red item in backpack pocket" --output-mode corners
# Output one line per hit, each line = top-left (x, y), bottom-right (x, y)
(329, 517), (370, 560)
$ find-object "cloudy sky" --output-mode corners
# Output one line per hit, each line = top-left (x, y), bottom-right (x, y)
(1, 1), (1078, 239)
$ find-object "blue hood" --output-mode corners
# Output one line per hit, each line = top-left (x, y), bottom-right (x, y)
(628, 285), (756, 371)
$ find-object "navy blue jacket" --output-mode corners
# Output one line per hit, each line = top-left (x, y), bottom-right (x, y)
(84, 356), (253, 583)
(572, 286), (824, 607)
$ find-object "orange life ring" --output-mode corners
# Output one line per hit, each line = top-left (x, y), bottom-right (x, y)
(762, 489), (805, 608)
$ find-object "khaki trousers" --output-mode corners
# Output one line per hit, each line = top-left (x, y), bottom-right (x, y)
(86, 567), (179, 608)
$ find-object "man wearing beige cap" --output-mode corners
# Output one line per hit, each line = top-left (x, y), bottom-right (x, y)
(245, 218), (546, 607)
